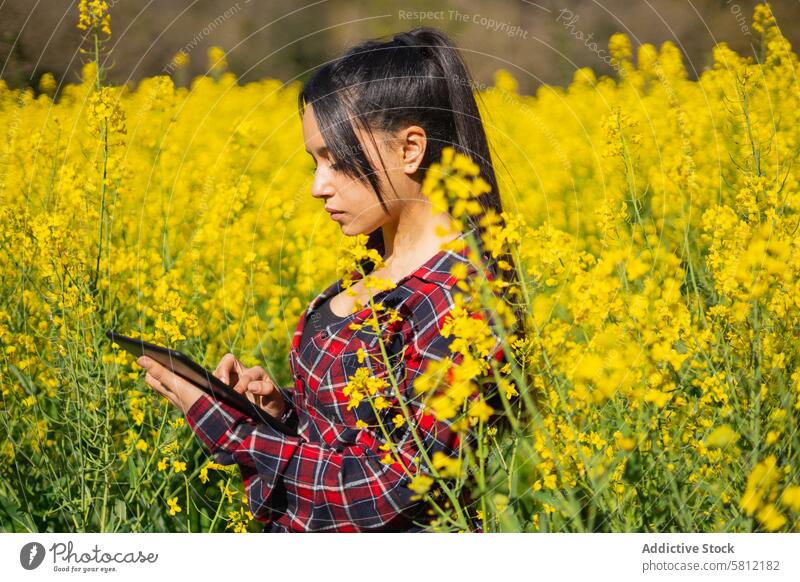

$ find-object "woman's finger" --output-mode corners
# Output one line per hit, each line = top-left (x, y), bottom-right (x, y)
(145, 372), (176, 406)
(137, 357), (205, 414)
(246, 379), (275, 396)
(214, 353), (236, 384)
(142, 359), (195, 398)
(232, 369), (259, 394)
(143, 360), (175, 391)
(233, 358), (247, 377)
(144, 372), (163, 392)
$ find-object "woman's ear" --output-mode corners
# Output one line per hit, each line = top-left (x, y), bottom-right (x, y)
(400, 125), (427, 175)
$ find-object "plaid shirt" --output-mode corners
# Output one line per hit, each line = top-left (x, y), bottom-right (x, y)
(185, 231), (504, 532)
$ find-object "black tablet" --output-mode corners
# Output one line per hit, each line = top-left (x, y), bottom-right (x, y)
(105, 329), (298, 437)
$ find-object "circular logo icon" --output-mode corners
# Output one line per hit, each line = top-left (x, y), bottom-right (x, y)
(20, 542), (46, 570)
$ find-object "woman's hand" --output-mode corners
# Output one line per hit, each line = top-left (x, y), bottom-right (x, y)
(136, 356), (206, 415)
(213, 353), (287, 420)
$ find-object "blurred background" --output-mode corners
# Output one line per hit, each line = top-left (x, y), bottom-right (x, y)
(2, 0), (798, 94)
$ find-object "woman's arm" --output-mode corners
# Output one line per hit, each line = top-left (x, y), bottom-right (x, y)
(185, 390), (454, 531)
(184, 284), (503, 531)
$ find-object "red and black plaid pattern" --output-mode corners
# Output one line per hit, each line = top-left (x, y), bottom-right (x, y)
(185, 231), (504, 532)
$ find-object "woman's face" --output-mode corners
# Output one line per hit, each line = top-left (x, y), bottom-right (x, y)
(301, 104), (422, 237)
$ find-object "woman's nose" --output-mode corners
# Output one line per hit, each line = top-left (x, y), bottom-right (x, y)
(310, 169), (335, 199)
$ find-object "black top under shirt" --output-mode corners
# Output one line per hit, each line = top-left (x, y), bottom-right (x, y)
(300, 294), (347, 349)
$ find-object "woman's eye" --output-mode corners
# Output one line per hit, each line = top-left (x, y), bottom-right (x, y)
(309, 160), (344, 174)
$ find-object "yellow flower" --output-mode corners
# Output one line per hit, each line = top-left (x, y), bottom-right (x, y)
(87, 87), (127, 140)
(755, 504), (786, 532)
(499, 378), (518, 399)
(219, 482), (236, 504)
(77, 0), (111, 36)
(171, 51), (189, 69)
(207, 46), (228, 76)
(38, 73), (57, 96)
(168, 417), (185, 429)
(614, 431), (636, 452)
(366, 376), (389, 396)
(160, 439), (179, 455)
(432, 451), (462, 478)
(131, 410), (145, 426)
(608, 33), (632, 65)
(166, 497), (181, 516)
(172, 460), (187, 473)
(780, 486), (800, 512)
(492, 68), (519, 94)
(409, 474), (434, 498)
(450, 262), (469, 281)
(705, 425), (739, 448)
(373, 396), (391, 411)
(422, 147), (491, 221)
(741, 455), (782, 516)
(644, 388), (672, 408)
(468, 399), (494, 424)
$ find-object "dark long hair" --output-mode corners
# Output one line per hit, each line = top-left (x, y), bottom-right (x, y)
(298, 27), (526, 441)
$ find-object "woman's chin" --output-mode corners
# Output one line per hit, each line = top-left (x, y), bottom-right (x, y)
(338, 219), (371, 237)
(339, 222), (368, 237)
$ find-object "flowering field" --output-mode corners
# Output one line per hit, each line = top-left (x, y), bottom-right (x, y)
(1, 3), (799, 532)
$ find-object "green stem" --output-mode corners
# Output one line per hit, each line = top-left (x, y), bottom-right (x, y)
(358, 265), (468, 530)
(208, 474), (235, 532)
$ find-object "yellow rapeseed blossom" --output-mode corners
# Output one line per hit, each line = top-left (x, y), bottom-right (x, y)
(77, 0), (111, 36)
(432, 451), (462, 478)
(207, 46), (228, 76)
(38, 73), (56, 96)
(171, 51), (189, 69)
(705, 425), (739, 449)
(166, 497), (181, 516)
(755, 504), (786, 532)
(780, 486), (800, 512)
(409, 474), (434, 500)
(740, 455), (782, 518)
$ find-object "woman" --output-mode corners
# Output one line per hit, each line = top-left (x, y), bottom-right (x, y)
(136, 27), (520, 532)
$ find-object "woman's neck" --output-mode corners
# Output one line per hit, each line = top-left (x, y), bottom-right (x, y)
(379, 202), (462, 275)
